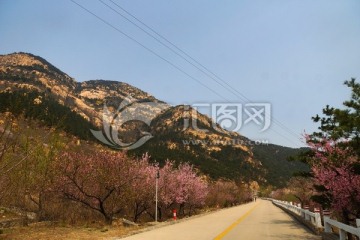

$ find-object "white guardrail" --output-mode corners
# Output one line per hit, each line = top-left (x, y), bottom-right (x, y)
(324, 217), (360, 240)
(269, 199), (360, 240)
(271, 199), (322, 228)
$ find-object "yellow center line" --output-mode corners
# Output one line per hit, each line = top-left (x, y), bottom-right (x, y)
(213, 202), (261, 240)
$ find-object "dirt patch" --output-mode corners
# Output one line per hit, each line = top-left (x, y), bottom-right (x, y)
(0, 222), (143, 240)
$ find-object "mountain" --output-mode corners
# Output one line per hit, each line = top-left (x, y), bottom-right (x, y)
(130, 105), (266, 181)
(252, 144), (309, 187)
(0, 52), (308, 186)
(0, 52), (165, 126)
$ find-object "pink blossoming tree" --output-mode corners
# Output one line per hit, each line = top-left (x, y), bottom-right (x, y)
(158, 160), (208, 219)
(306, 136), (360, 223)
(53, 151), (208, 223)
(54, 151), (144, 224)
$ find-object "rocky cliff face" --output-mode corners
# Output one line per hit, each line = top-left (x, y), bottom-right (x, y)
(0, 52), (166, 126)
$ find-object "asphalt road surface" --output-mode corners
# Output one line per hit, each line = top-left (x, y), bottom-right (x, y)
(120, 199), (321, 240)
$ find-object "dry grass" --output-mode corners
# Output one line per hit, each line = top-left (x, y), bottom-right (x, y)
(0, 208), (19, 221)
(0, 222), (143, 240)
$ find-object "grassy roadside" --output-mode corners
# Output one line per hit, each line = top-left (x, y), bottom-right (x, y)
(0, 205), (247, 239)
(0, 221), (142, 240)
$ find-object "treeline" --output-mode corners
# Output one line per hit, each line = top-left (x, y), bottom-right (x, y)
(130, 135), (261, 183)
(0, 90), (96, 140)
(0, 125), (255, 224)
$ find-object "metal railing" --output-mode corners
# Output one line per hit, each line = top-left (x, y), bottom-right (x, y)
(269, 198), (360, 240)
(324, 217), (360, 240)
(271, 199), (322, 228)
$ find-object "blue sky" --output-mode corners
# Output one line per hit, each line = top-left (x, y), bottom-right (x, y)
(1, 0), (360, 148)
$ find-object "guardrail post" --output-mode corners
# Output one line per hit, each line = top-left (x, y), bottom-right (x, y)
(356, 219), (360, 238)
(303, 206), (310, 221)
(314, 208), (322, 228)
(323, 214), (331, 233)
(339, 229), (346, 240)
(305, 210), (311, 221)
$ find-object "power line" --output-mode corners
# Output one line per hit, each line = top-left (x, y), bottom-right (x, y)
(70, 0), (302, 147)
(70, 0), (227, 102)
(98, 0), (248, 103)
(101, 0), (302, 143)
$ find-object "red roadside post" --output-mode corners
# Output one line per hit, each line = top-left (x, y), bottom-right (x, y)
(173, 209), (177, 221)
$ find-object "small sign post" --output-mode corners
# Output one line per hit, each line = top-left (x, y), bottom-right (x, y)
(155, 169), (160, 222)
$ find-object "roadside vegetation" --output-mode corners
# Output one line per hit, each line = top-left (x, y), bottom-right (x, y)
(270, 79), (360, 229)
(0, 112), (255, 238)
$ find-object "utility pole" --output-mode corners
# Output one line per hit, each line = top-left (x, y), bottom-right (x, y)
(155, 169), (160, 222)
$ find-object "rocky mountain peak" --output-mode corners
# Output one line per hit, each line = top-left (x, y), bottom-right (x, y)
(0, 52), (47, 67)
(0, 52), (308, 185)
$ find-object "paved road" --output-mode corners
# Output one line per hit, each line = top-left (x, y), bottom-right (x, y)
(120, 199), (320, 240)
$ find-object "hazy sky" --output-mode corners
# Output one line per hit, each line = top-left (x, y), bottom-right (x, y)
(1, 0), (360, 148)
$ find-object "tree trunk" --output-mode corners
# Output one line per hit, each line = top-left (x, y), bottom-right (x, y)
(179, 203), (185, 216)
(104, 215), (113, 225)
(342, 210), (353, 240)
(158, 206), (162, 220)
(133, 202), (147, 223)
(38, 192), (46, 221)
